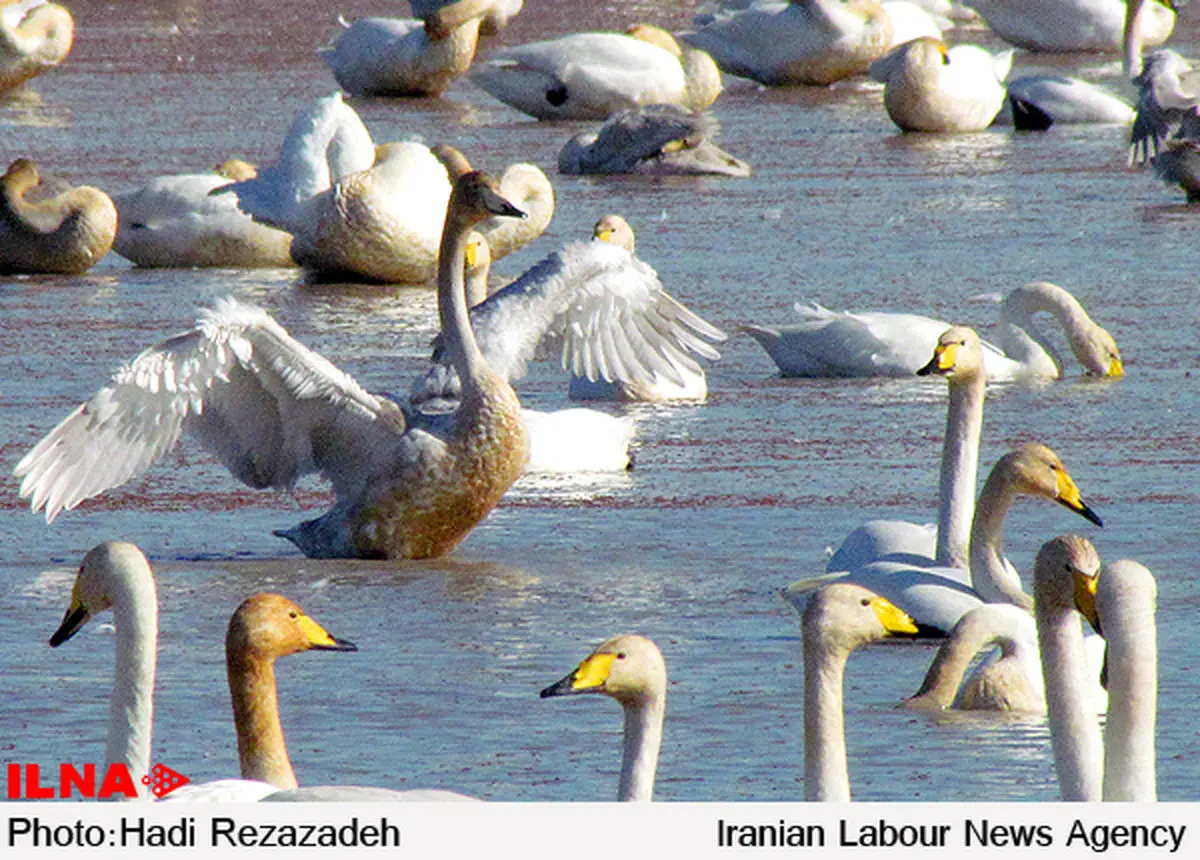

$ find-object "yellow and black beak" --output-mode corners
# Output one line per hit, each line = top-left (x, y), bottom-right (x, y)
(540, 652), (615, 699)
(1055, 470), (1103, 527)
(868, 595), (920, 636)
(916, 341), (959, 377)
(49, 600), (90, 648)
(297, 614), (357, 653)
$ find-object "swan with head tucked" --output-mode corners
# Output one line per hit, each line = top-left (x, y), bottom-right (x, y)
(965, 0), (1174, 55)
(411, 0), (523, 36)
(869, 38), (1012, 133)
(743, 281), (1124, 381)
(681, 0), (893, 87)
(0, 0), (72, 93)
(540, 634), (667, 801)
(800, 583), (918, 801)
(49, 541), (357, 802)
(0, 157), (117, 274)
(558, 103), (751, 177)
(319, 0), (494, 98)
(997, 75), (1135, 130)
(471, 25), (722, 120)
(111, 159), (295, 268)
(16, 170), (531, 559)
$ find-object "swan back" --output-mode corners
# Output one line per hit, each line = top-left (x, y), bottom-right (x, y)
(871, 38), (1009, 132)
(1097, 558), (1157, 801)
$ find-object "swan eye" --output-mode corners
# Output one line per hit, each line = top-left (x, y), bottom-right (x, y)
(289, 610), (299, 619)
(860, 598), (871, 607)
(616, 652), (627, 660)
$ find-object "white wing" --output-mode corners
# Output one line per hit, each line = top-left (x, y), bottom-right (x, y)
(15, 297), (404, 522)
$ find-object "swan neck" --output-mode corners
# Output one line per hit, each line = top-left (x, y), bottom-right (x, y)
(803, 640), (851, 801)
(1101, 573), (1158, 801)
(908, 627), (981, 709)
(1036, 605), (1103, 801)
(108, 582), (157, 800)
(438, 210), (489, 392)
(934, 374), (984, 570)
(618, 694), (665, 802)
(227, 655), (298, 790)
(969, 472), (1032, 608)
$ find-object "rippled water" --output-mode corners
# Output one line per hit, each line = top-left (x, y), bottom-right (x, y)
(1, 1), (1197, 802)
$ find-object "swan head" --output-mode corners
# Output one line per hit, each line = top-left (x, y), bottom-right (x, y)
(49, 541), (155, 648)
(994, 442), (1103, 528)
(592, 214), (636, 254)
(463, 230), (491, 306)
(916, 325), (984, 380)
(449, 171), (527, 228)
(540, 634), (666, 707)
(1033, 534), (1102, 631)
(802, 583), (918, 655)
(226, 594), (357, 664)
(625, 24), (682, 58)
(870, 37), (948, 84)
(3, 157), (40, 195)
(214, 159), (258, 182)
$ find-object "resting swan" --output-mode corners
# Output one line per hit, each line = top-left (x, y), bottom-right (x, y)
(743, 281), (1124, 381)
(801, 583), (919, 801)
(471, 25), (722, 120)
(49, 541), (357, 802)
(869, 38), (1012, 133)
(0, 157), (117, 274)
(681, 0), (894, 87)
(16, 170), (531, 559)
(540, 634), (667, 801)
(997, 76), (1135, 130)
(0, 0), (72, 93)
(558, 104), (752, 177)
(964, 0), (1174, 55)
(319, 0), (493, 98)
(411, 0), (523, 36)
(111, 159), (295, 268)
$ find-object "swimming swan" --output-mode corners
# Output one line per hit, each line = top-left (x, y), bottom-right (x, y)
(0, 0), (72, 93)
(540, 634), (667, 801)
(111, 160), (295, 268)
(681, 0), (894, 87)
(16, 171), (531, 559)
(0, 157), (117, 274)
(49, 541), (356, 801)
(801, 583), (918, 801)
(558, 104), (752, 177)
(965, 0), (1174, 55)
(471, 25), (722, 120)
(743, 281), (1124, 381)
(869, 38), (1011, 133)
(319, 0), (494, 98)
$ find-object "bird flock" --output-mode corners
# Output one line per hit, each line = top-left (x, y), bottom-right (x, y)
(3, 0), (1171, 804)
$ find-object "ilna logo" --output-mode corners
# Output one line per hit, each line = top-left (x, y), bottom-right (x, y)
(6, 763), (190, 799)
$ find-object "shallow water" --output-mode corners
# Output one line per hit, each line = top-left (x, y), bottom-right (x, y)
(1, 1), (1197, 802)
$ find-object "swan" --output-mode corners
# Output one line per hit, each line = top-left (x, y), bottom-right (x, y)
(880, 1), (948, 45)
(965, 0), (1174, 55)
(1127, 51), (1200, 198)
(997, 75), (1135, 130)
(16, 170), (532, 559)
(788, 441), (1104, 634)
(568, 215), (724, 401)
(681, 0), (894, 87)
(110, 160), (295, 268)
(319, 0), (494, 98)
(473, 162), (554, 263)
(742, 281), (1124, 381)
(903, 603), (1046, 712)
(540, 634), (667, 801)
(0, 156), (117, 274)
(471, 25), (722, 120)
(1123, 0), (1180, 77)
(558, 103), (752, 177)
(49, 541), (357, 802)
(800, 583), (919, 801)
(411, 0), (523, 36)
(868, 38), (1012, 133)
(0, 0), (72, 93)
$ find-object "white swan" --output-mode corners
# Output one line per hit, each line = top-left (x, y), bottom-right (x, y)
(0, 0), (72, 93)
(681, 0), (894, 87)
(966, 0), (1173, 54)
(903, 603), (1046, 712)
(471, 25), (722, 120)
(16, 170), (532, 559)
(558, 104), (752, 177)
(998, 75), (1135, 130)
(540, 634), (667, 801)
(743, 281), (1124, 381)
(319, 0), (493, 98)
(869, 38), (1012, 133)
(111, 160), (295, 268)
(800, 583), (918, 800)
(0, 156), (117, 274)
(49, 541), (357, 802)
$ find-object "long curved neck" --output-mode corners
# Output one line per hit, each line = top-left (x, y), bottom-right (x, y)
(438, 209), (490, 396)
(108, 577), (157, 800)
(1036, 604), (1102, 801)
(968, 471), (1033, 609)
(227, 655), (298, 789)
(908, 626), (985, 709)
(803, 640), (851, 801)
(934, 373), (985, 570)
(1003, 285), (1105, 374)
(618, 695), (664, 801)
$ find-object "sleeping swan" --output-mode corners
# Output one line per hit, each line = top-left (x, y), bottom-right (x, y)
(0, 0), (73, 92)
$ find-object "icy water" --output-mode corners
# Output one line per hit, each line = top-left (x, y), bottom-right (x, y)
(1, 1), (1197, 802)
